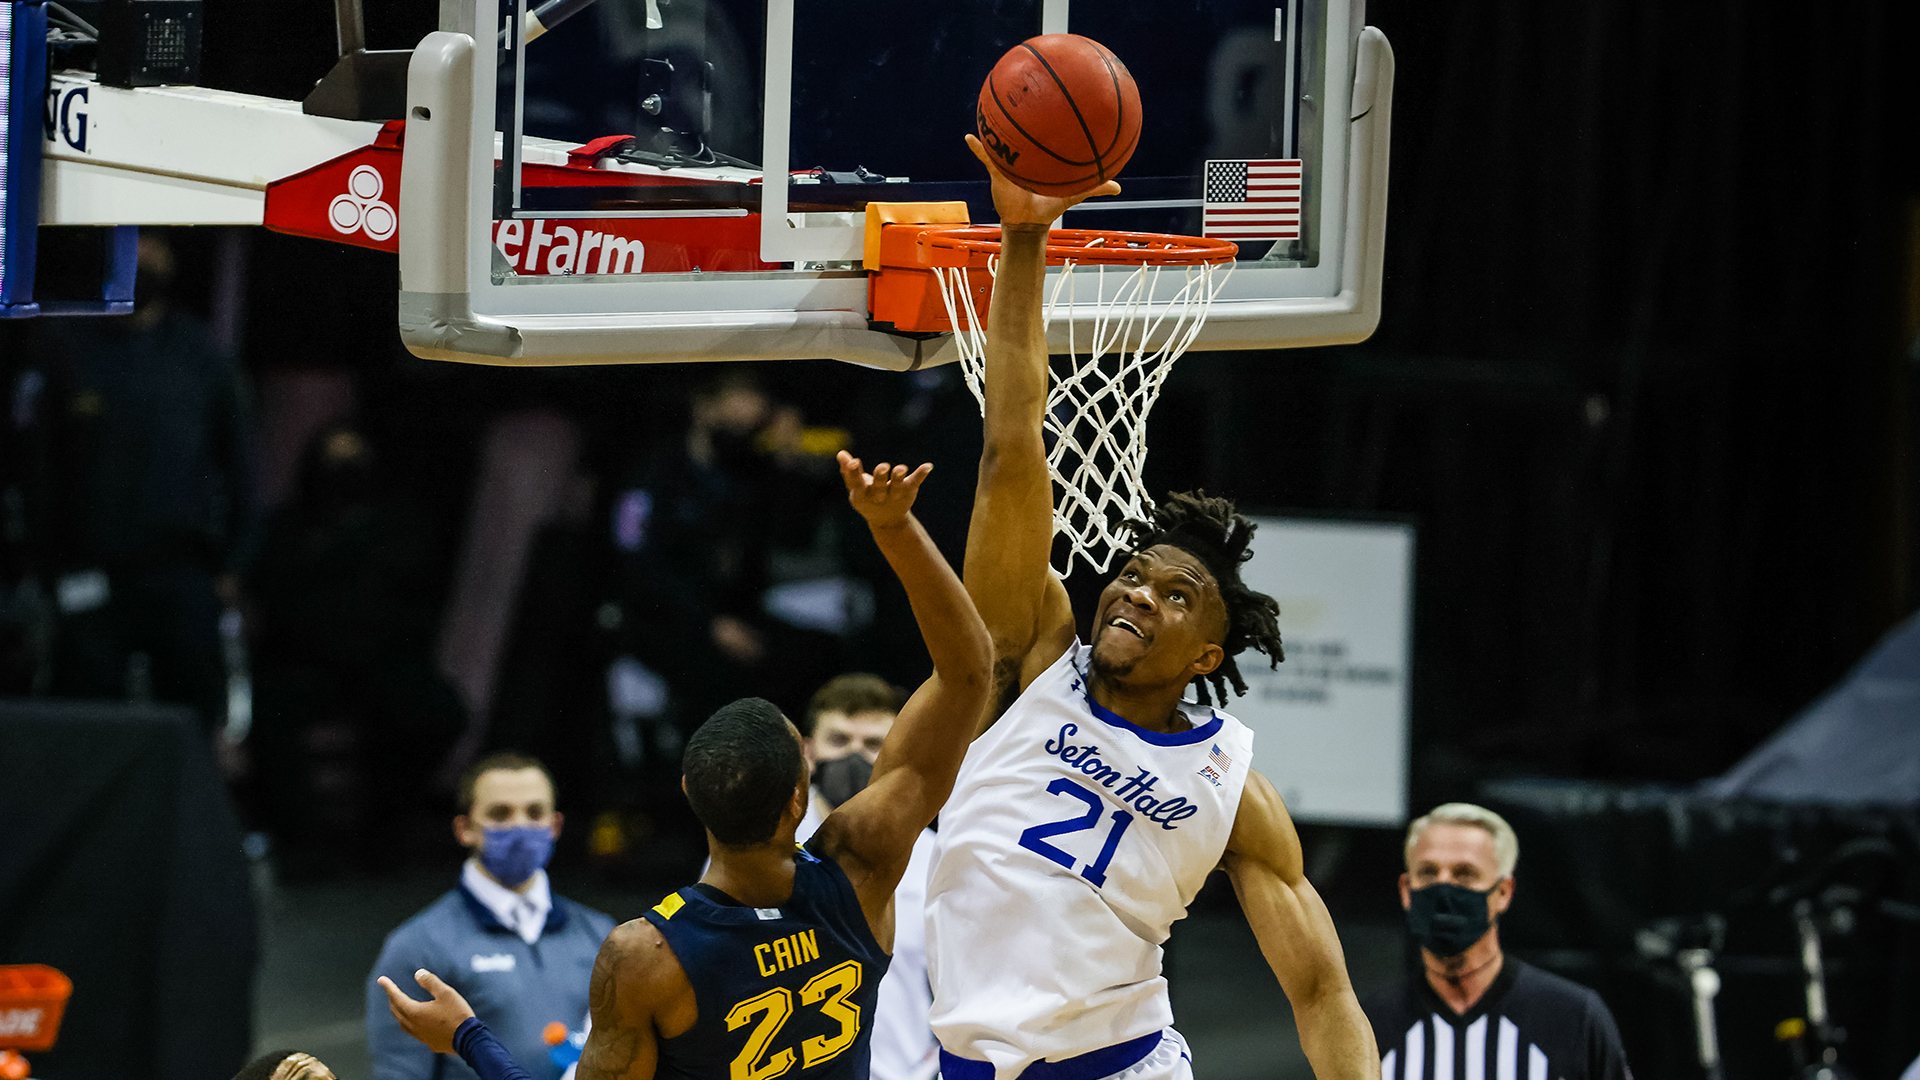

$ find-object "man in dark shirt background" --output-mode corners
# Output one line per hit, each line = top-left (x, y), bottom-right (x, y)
(22, 234), (257, 735)
(1365, 803), (1631, 1080)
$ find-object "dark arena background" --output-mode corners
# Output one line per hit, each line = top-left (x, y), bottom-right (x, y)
(3, 1), (1919, 1079)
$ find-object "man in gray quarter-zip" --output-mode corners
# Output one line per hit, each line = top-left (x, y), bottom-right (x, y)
(367, 754), (614, 1080)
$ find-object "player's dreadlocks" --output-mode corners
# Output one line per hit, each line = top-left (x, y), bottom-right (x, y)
(1122, 490), (1284, 706)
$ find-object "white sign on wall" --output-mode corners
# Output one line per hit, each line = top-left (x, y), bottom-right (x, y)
(1233, 516), (1413, 826)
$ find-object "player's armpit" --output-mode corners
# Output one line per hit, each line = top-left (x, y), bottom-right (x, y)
(976, 574), (1076, 736)
(1223, 772), (1381, 1080)
(1022, 575), (1078, 689)
(576, 920), (696, 1080)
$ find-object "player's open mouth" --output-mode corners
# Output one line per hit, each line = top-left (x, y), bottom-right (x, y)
(1108, 616), (1146, 639)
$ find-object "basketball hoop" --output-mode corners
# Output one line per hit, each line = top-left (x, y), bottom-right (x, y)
(924, 226), (1238, 577)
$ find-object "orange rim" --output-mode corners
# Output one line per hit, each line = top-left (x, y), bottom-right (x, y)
(921, 226), (1238, 267)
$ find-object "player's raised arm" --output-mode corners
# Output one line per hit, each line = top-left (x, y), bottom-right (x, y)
(960, 137), (1120, 699)
(1222, 773), (1381, 1080)
(812, 452), (991, 913)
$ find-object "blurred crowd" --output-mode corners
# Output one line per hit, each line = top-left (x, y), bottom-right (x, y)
(0, 231), (985, 881)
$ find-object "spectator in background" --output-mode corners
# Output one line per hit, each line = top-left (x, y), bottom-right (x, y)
(367, 753), (612, 1080)
(838, 366), (983, 683)
(605, 370), (846, 723)
(1365, 803), (1631, 1080)
(21, 234), (258, 735)
(797, 673), (900, 827)
(246, 424), (463, 875)
(460, 440), (608, 859)
(605, 371), (778, 718)
(1, 324), (53, 696)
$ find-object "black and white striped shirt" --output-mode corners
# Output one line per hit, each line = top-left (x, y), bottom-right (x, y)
(1363, 959), (1630, 1080)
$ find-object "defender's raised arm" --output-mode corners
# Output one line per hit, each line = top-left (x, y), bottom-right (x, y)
(960, 137), (1120, 700)
(810, 453), (992, 919)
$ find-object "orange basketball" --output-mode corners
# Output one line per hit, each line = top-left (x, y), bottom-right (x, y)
(975, 34), (1142, 196)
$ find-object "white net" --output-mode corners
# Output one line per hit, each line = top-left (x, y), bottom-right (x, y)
(935, 254), (1234, 577)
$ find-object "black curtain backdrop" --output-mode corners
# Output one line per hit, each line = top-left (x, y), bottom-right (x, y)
(1141, 0), (1920, 793)
(1475, 781), (1920, 1080)
(0, 701), (257, 1080)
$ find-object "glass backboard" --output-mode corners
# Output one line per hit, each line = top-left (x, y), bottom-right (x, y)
(398, 0), (1392, 367)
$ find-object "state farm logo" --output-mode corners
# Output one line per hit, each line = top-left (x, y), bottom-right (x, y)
(329, 165), (396, 243)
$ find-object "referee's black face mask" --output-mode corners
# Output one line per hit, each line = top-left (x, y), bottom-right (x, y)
(1406, 881), (1500, 958)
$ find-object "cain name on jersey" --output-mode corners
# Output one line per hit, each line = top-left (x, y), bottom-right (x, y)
(643, 845), (890, 1080)
(925, 641), (1256, 1078)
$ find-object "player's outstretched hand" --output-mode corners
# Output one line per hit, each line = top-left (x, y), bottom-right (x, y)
(838, 451), (930, 531)
(378, 969), (476, 1055)
(966, 133), (1121, 227)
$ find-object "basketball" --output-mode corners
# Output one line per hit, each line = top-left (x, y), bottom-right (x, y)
(975, 34), (1143, 196)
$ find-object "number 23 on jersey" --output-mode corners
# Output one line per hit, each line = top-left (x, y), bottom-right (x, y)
(725, 960), (863, 1080)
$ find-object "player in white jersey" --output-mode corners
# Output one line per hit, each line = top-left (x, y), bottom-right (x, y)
(922, 138), (1381, 1080)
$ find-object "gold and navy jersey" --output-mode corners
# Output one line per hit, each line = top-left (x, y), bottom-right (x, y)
(643, 842), (891, 1080)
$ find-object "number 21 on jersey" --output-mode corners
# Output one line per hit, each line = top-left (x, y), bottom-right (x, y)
(1018, 778), (1134, 887)
(725, 960), (863, 1080)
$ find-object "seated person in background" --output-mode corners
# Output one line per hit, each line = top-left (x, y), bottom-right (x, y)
(367, 754), (614, 1080)
(379, 452), (990, 1080)
(1365, 803), (1630, 1080)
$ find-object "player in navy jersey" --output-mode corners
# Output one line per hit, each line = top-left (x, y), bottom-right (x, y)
(381, 451), (992, 1080)
(917, 138), (1380, 1080)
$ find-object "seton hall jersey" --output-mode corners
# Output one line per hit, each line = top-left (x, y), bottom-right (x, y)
(925, 641), (1255, 1077)
(643, 844), (891, 1080)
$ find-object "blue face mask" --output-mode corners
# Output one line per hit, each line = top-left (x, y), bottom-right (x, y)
(479, 825), (555, 887)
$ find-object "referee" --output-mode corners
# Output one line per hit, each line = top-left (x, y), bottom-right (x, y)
(1364, 803), (1631, 1080)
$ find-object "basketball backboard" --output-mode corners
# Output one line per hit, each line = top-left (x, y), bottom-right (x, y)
(2, 1), (139, 318)
(399, 0), (1392, 367)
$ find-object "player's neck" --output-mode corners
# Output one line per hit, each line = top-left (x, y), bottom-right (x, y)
(1422, 930), (1504, 1015)
(701, 838), (799, 908)
(1087, 673), (1193, 735)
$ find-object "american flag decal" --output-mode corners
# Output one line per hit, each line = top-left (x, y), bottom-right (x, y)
(1208, 743), (1234, 774)
(1202, 159), (1304, 241)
